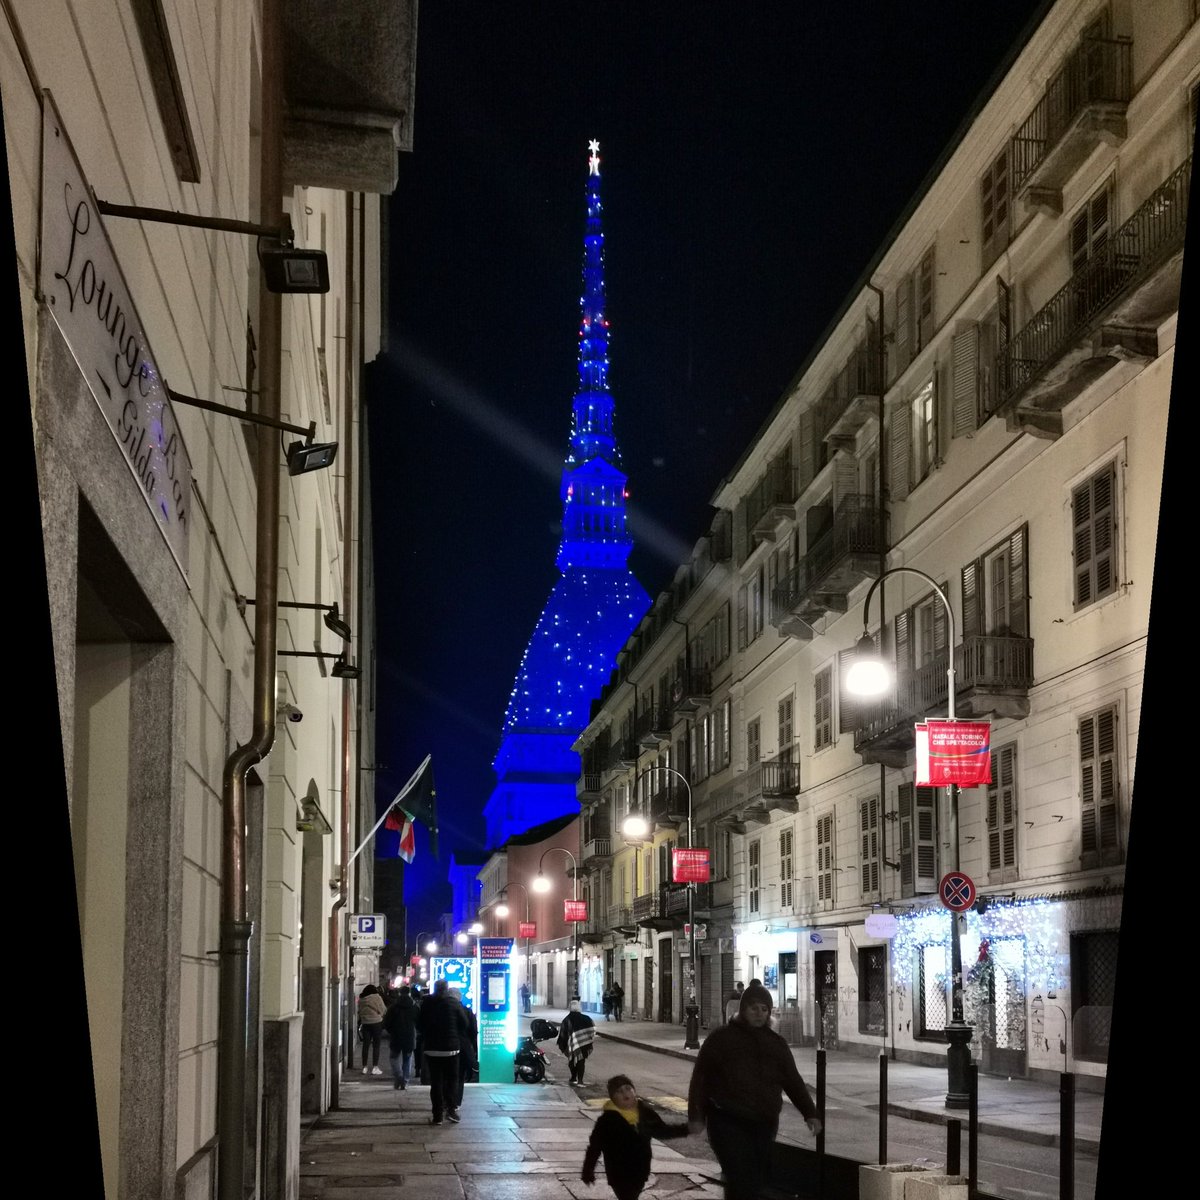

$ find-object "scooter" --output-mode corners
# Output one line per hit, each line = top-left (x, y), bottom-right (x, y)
(514, 1017), (559, 1083)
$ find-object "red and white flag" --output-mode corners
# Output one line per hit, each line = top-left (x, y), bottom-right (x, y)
(384, 805), (416, 863)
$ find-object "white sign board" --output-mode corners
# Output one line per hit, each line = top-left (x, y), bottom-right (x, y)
(39, 94), (192, 578)
(350, 914), (386, 949)
(865, 913), (899, 939)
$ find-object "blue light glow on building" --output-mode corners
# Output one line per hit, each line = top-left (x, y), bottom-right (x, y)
(483, 141), (650, 848)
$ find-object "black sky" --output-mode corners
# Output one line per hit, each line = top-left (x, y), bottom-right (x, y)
(365, 0), (1050, 931)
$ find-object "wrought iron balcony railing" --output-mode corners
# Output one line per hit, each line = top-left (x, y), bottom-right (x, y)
(747, 463), (800, 534)
(1011, 37), (1132, 193)
(995, 157), (1191, 410)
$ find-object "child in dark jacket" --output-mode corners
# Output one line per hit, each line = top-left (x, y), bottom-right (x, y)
(581, 1074), (689, 1200)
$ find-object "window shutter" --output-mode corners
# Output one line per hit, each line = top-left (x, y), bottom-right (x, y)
(860, 796), (879, 897)
(917, 247), (936, 350)
(933, 583), (949, 655)
(961, 557), (984, 638)
(1073, 464), (1117, 606)
(1070, 206), (1091, 272)
(952, 325), (980, 437)
(737, 584), (748, 649)
(834, 451), (858, 510)
(898, 783), (915, 897)
(894, 609), (912, 672)
(1080, 707), (1121, 867)
(914, 785), (938, 893)
(894, 275), (913, 375)
(1008, 524), (1029, 637)
(837, 646), (862, 734)
(978, 319), (998, 419)
(986, 743), (1018, 878)
(817, 813), (834, 906)
(889, 408), (911, 501)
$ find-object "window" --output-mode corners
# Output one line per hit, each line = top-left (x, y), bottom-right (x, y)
(779, 827), (794, 908)
(1070, 180), (1112, 274)
(962, 525), (1028, 638)
(747, 717), (761, 766)
(987, 743), (1018, 881)
(892, 245), (937, 377)
(777, 694), (794, 762)
(859, 947), (886, 1035)
(816, 812), (835, 909)
(711, 826), (733, 880)
(1079, 705), (1122, 867)
(1072, 462), (1118, 608)
(859, 795), (880, 899)
(1071, 930), (1118, 1062)
(697, 698), (731, 778)
(813, 666), (833, 751)
(899, 782), (938, 897)
(916, 943), (948, 1038)
(692, 604), (731, 672)
(910, 377), (937, 487)
(980, 147), (1011, 267)
(751, 566), (765, 640)
(748, 839), (761, 914)
(916, 247), (936, 350)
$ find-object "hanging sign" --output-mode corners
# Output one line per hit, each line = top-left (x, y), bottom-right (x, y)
(349, 914), (385, 948)
(39, 93), (192, 579)
(518, 921), (537, 939)
(672, 847), (711, 883)
(865, 913), (899, 939)
(915, 720), (992, 787)
(564, 899), (588, 923)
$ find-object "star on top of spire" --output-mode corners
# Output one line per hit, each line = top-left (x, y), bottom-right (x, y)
(588, 139), (600, 175)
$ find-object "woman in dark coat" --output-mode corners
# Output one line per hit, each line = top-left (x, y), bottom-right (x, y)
(582, 1074), (688, 1200)
(556, 997), (596, 1084)
(383, 986), (417, 1089)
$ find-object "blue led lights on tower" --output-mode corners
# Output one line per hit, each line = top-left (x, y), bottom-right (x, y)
(483, 141), (651, 848)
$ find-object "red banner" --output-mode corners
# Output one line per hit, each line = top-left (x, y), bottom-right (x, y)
(672, 847), (711, 883)
(916, 719), (992, 787)
(518, 921), (537, 939)
(564, 899), (588, 923)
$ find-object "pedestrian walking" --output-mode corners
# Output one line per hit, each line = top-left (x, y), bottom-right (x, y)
(415, 979), (471, 1124)
(519, 981), (532, 1014)
(449, 987), (478, 1110)
(557, 997), (596, 1084)
(581, 1073), (689, 1200)
(610, 980), (624, 1022)
(382, 985), (417, 1089)
(723, 986), (741, 1024)
(357, 984), (386, 1075)
(602, 986), (614, 1021)
(686, 982), (821, 1200)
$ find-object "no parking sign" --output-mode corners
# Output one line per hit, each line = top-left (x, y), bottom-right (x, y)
(938, 872), (976, 912)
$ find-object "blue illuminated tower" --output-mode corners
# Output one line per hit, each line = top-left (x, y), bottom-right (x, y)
(483, 141), (651, 848)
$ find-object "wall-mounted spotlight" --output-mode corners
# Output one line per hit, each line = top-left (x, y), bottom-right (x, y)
(287, 438), (338, 475)
(279, 649), (362, 680)
(237, 596), (351, 640)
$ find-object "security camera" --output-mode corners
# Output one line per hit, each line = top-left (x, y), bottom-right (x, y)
(278, 702), (303, 724)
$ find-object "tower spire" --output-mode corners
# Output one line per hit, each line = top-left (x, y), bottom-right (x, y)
(558, 139), (632, 572)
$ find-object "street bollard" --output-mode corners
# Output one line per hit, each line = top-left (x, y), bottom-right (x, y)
(1060, 1072), (1075, 1200)
(879, 1053), (888, 1164)
(947, 1119), (961, 1176)
(817, 1047), (827, 1200)
(968, 1064), (979, 1200)
(684, 1002), (700, 1049)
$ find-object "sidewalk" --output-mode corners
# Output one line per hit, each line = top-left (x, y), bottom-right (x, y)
(566, 1006), (1104, 1153)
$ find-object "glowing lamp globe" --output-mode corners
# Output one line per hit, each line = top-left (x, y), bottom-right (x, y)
(495, 903), (510, 919)
(622, 814), (650, 840)
(532, 874), (552, 894)
(845, 634), (892, 697)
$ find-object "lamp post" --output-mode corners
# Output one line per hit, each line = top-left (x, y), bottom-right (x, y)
(533, 847), (580, 1000)
(844, 566), (972, 1109)
(622, 766), (700, 1049)
(496, 883), (533, 1006)
(413, 931), (438, 985)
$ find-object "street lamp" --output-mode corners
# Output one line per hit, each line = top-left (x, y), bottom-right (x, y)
(845, 566), (972, 1109)
(496, 883), (533, 1006)
(533, 847), (580, 999)
(622, 766), (700, 1049)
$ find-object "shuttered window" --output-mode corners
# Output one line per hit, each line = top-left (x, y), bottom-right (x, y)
(1080, 706), (1122, 867)
(837, 645), (864, 734)
(814, 665), (833, 750)
(980, 148), (1011, 267)
(860, 796), (880, 899)
(780, 827), (794, 908)
(816, 812), (835, 909)
(1072, 463), (1118, 608)
(899, 782), (938, 897)
(917, 247), (936, 350)
(746, 717), (761, 766)
(778, 694), (794, 762)
(962, 524), (1029, 638)
(951, 324), (981, 437)
(987, 743), (1019, 881)
(1070, 182), (1111, 273)
(748, 839), (761, 914)
(911, 377), (937, 487)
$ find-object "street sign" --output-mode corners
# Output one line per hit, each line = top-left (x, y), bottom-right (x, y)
(673, 848), (711, 883)
(518, 921), (537, 939)
(350, 914), (385, 948)
(683, 922), (707, 940)
(916, 720), (993, 787)
(564, 899), (587, 922)
(939, 872), (977, 912)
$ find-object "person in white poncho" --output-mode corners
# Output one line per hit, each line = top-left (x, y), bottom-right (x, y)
(556, 997), (596, 1084)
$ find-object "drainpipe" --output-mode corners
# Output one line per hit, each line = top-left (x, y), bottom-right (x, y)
(217, 0), (282, 1195)
(329, 193), (358, 1103)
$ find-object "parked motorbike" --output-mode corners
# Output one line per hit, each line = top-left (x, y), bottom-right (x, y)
(514, 1017), (559, 1083)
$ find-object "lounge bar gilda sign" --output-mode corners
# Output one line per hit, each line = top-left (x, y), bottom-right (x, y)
(39, 93), (192, 578)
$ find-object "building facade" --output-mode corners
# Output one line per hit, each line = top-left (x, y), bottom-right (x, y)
(574, 0), (1194, 1084)
(5, 2), (416, 1197)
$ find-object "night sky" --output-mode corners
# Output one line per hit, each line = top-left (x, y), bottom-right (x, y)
(364, 0), (1050, 932)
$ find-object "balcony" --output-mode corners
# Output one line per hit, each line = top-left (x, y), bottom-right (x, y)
(603, 737), (640, 777)
(747, 463), (800, 541)
(823, 346), (884, 454)
(1011, 37), (1131, 214)
(632, 890), (675, 931)
(853, 636), (1035, 766)
(607, 904), (635, 933)
(994, 158), (1191, 436)
(649, 781), (689, 830)
(772, 496), (882, 638)
(582, 835), (613, 870)
(706, 750), (800, 832)
(671, 668), (712, 714)
(579, 772), (601, 801)
(636, 704), (673, 748)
